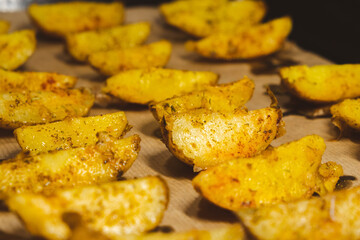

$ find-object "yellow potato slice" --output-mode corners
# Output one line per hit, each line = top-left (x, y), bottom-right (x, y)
(236, 186), (360, 240)
(0, 30), (36, 70)
(192, 135), (343, 210)
(0, 20), (10, 34)
(7, 176), (167, 240)
(0, 134), (140, 198)
(0, 88), (94, 129)
(330, 98), (360, 134)
(280, 64), (360, 103)
(28, 2), (124, 38)
(14, 111), (130, 155)
(186, 16), (292, 60)
(0, 69), (76, 91)
(89, 40), (172, 75)
(102, 68), (219, 105)
(66, 22), (151, 62)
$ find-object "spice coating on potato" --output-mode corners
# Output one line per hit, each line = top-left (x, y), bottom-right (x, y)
(280, 64), (360, 103)
(0, 30), (36, 70)
(330, 98), (360, 133)
(0, 134), (140, 198)
(7, 176), (167, 240)
(89, 40), (172, 76)
(192, 135), (343, 210)
(66, 22), (151, 62)
(28, 2), (124, 38)
(102, 68), (219, 105)
(0, 20), (10, 34)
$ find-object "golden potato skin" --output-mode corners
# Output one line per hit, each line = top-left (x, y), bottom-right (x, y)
(14, 111), (130, 154)
(66, 22), (151, 62)
(0, 134), (140, 198)
(236, 186), (360, 240)
(0, 30), (36, 70)
(0, 69), (76, 91)
(0, 20), (10, 34)
(0, 88), (94, 129)
(330, 98), (360, 133)
(7, 176), (167, 240)
(28, 2), (124, 38)
(280, 64), (360, 103)
(186, 16), (292, 60)
(103, 68), (219, 105)
(192, 135), (343, 210)
(89, 40), (172, 76)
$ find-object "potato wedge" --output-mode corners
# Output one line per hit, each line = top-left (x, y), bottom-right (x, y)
(28, 2), (124, 38)
(0, 20), (10, 34)
(192, 135), (343, 210)
(89, 40), (172, 75)
(236, 186), (360, 240)
(150, 77), (255, 122)
(14, 111), (130, 154)
(330, 98), (360, 135)
(66, 22), (151, 62)
(0, 29), (36, 70)
(186, 16), (292, 60)
(0, 134), (140, 198)
(0, 88), (94, 129)
(280, 64), (360, 103)
(7, 176), (167, 240)
(0, 69), (76, 91)
(102, 68), (219, 105)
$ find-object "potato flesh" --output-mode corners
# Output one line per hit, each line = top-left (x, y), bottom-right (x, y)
(192, 135), (343, 210)
(89, 40), (172, 76)
(7, 176), (167, 240)
(0, 30), (36, 70)
(66, 22), (151, 62)
(0, 20), (10, 34)
(330, 98), (360, 131)
(236, 186), (360, 240)
(0, 88), (94, 129)
(280, 64), (360, 103)
(14, 111), (129, 154)
(103, 68), (219, 104)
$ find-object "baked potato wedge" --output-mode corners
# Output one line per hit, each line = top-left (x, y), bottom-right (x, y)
(0, 69), (76, 91)
(0, 29), (36, 70)
(102, 68), (219, 105)
(280, 64), (360, 103)
(236, 185), (360, 240)
(186, 16), (292, 60)
(89, 40), (172, 76)
(0, 20), (10, 34)
(0, 133), (140, 198)
(192, 135), (343, 210)
(28, 2), (124, 38)
(66, 22), (151, 62)
(0, 88), (94, 129)
(7, 176), (167, 240)
(14, 111), (130, 155)
(330, 98), (360, 136)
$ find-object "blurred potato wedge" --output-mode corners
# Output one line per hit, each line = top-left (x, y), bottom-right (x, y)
(0, 88), (94, 129)
(0, 20), (10, 34)
(186, 16), (292, 60)
(14, 111), (130, 154)
(0, 29), (36, 70)
(192, 135), (343, 210)
(102, 68), (219, 105)
(0, 69), (76, 91)
(7, 176), (167, 240)
(89, 40), (172, 75)
(66, 22), (151, 62)
(28, 2), (124, 38)
(236, 186), (360, 240)
(280, 64), (360, 103)
(330, 98), (360, 135)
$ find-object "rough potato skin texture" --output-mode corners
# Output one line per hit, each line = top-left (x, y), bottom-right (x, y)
(192, 135), (343, 210)
(186, 16), (292, 60)
(28, 2), (124, 38)
(331, 98), (360, 132)
(0, 69), (76, 91)
(0, 88), (94, 129)
(0, 134), (140, 198)
(0, 20), (10, 34)
(0, 30), (36, 70)
(280, 64), (360, 103)
(89, 40), (172, 76)
(236, 186), (360, 240)
(7, 176), (167, 240)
